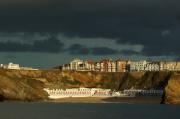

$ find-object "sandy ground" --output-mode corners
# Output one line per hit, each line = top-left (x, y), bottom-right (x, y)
(49, 96), (162, 104)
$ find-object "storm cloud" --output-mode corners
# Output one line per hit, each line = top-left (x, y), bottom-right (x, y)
(0, 0), (179, 67)
(68, 44), (119, 55)
(0, 36), (64, 53)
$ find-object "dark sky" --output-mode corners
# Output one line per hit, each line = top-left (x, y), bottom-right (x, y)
(0, 0), (180, 68)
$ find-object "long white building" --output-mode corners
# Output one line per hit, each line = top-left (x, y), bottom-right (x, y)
(44, 88), (135, 99)
(44, 88), (112, 99)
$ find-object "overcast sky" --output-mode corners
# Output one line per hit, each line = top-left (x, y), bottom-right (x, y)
(0, 0), (180, 68)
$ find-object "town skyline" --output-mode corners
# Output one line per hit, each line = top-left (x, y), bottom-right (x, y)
(1, 56), (180, 69)
(60, 58), (180, 72)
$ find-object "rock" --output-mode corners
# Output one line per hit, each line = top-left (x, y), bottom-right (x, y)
(162, 73), (180, 104)
(0, 69), (48, 101)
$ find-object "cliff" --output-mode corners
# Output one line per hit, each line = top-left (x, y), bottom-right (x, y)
(0, 69), (48, 101)
(0, 69), (177, 103)
(162, 72), (180, 104)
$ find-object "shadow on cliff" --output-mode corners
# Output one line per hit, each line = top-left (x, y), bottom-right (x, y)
(160, 73), (172, 104)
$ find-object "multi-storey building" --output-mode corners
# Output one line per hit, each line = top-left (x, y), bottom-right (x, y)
(144, 62), (160, 71)
(84, 60), (95, 71)
(107, 61), (116, 72)
(116, 60), (129, 72)
(130, 60), (147, 71)
(175, 62), (180, 71)
(160, 62), (180, 71)
(99, 59), (116, 72)
(61, 59), (180, 72)
(70, 59), (84, 71)
(1, 63), (38, 70)
(95, 62), (101, 71)
(100, 59), (109, 72)
(2, 63), (20, 70)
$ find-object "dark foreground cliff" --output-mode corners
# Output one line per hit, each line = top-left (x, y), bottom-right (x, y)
(0, 69), (179, 104)
(162, 73), (180, 104)
(0, 69), (48, 101)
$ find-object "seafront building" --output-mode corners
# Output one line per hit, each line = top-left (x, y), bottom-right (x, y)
(43, 88), (134, 99)
(84, 60), (95, 71)
(0, 62), (38, 70)
(94, 62), (101, 71)
(145, 62), (160, 71)
(1, 63), (20, 69)
(99, 59), (116, 72)
(61, 58), (180, 72)
(160, 61), (180, 71)
(116, 60), (130, 72)
(70, 59), (84, 71)
(130, 61), (160, 71)
(130, 60), (147, 71)
(44, 88), (163, 99)
(100, 59), (108, 72)
(44, 88), (112, 98)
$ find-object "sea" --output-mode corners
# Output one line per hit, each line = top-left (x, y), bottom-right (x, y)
(0, 102), (180, 119)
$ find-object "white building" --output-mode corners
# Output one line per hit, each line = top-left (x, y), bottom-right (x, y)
(144, 62), (160, 71)
(2, 63), (20, 70)
(62, 59), (95, 71)
(130, 60), (147, 71)
(107, 61), (116, 72)
(0, 63), (39, 70)
(0, 64), (3, 68)
(70, 59), (84, 71)
(44, 88), (112, 99)
(100, 61), (105, 72)
(160, 61), (180, 71)
(95, 62), (101, 71)
(84, 61), (95, 71)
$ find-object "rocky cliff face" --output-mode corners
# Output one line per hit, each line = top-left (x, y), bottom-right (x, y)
(59, 71), (171, 90)
(162, 72), (180, 104)
(0, 69), (177, 103)
(0, 69), (48, 101)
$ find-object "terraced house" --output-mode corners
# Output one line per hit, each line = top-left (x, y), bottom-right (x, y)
(160, 62), (180, 71)
(130, 60), (147, 71)
(144, 62), (160, 71)
(99, 59), (116, 72)
(116, 60), (131, 72)
(61, 59), (180, 72)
